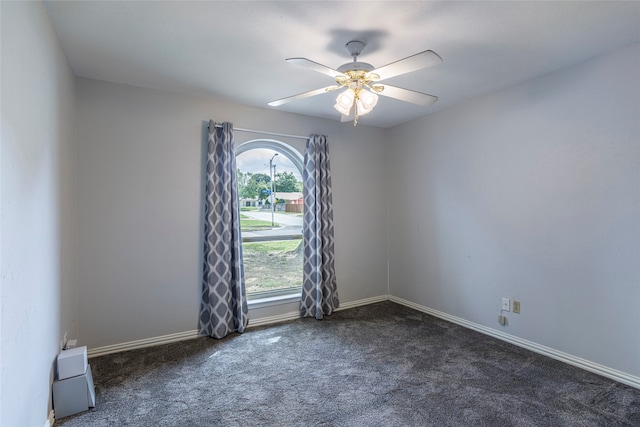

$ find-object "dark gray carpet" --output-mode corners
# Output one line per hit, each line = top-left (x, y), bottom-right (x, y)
(56, 302), (640, 426)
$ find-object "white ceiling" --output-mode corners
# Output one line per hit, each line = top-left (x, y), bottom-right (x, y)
(44, 1), (640, 128)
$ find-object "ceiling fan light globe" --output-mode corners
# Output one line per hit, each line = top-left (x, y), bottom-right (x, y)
(356, 99), (374, 116)
(359, 90), (379, 109)
(336, 88), (355, 105)
(334, 103), (352, 116)
(334, 89), (355, 115)
(334, 102), (353, 116)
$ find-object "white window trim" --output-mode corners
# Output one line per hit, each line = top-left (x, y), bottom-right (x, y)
(247, 292), (302, 310)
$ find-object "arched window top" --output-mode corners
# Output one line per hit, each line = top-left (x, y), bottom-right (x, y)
(236, 139), (303, 177)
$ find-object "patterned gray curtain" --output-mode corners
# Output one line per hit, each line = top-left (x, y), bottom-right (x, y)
(301, 134), (339, 319)
(199, 121), (248, 338)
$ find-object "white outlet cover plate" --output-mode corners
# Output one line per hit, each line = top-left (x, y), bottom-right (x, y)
(502, 298), (510, 311)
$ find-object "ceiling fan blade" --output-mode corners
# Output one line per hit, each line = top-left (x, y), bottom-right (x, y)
(286, 58), (345, 78)
(376, 84), (438, 107)
(369, 50), (442, 81)
(268, 86), (339, 107)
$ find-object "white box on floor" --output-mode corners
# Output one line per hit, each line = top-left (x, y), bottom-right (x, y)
(53, 364), (95, 419)
(57, 346), (87, 380)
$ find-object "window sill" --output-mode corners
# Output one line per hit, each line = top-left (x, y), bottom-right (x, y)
(247, 293), (301, 310)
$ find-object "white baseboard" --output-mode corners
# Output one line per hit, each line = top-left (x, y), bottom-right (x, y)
(86, 294), (638, 388)
(87, 295), (390, 358)
(45, 410), (55, 427)
(336, 294), (389, 311)
(86, 294), (639, 389)
(88, 330), (199, 358)
(389, 295), (640, 390)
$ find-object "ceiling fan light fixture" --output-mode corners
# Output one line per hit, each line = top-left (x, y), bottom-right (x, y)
(271, 40), (442, 126)
(334, 89), (355, 115)
(358, 89), (378, 111)
(355, 100), (371, 117)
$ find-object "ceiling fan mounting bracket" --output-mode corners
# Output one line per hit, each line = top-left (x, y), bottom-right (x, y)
(345, 40), (366, 60)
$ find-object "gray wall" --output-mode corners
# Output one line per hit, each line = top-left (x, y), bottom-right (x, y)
(3, 7), (638, 424)
(1, 2), (79, 426)
(75, 78), (389, 349)
(386, 43), (640, 377)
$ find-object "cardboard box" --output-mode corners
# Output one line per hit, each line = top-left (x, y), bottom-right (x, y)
(53, 365), (95, 419)
(57, 346), (88, 380)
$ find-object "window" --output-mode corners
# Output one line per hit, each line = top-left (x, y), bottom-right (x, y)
(236, 140), (304, 300)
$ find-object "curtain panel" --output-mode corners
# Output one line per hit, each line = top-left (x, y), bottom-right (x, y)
(301, 134), (339, 319)
(199, 121), (249, 338)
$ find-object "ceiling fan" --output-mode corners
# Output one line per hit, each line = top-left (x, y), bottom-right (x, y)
(268, 40), (442, 126)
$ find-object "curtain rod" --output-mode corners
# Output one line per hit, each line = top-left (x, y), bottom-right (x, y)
(210, 124), (308, 141)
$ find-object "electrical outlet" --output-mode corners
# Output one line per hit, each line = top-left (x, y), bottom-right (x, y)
(512, 300), (521, 314)
(498, 314), (506, 325)
(502, 297), (510, 311)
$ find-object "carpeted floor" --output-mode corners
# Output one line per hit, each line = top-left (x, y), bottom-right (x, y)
(56, 302), (640, 426)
